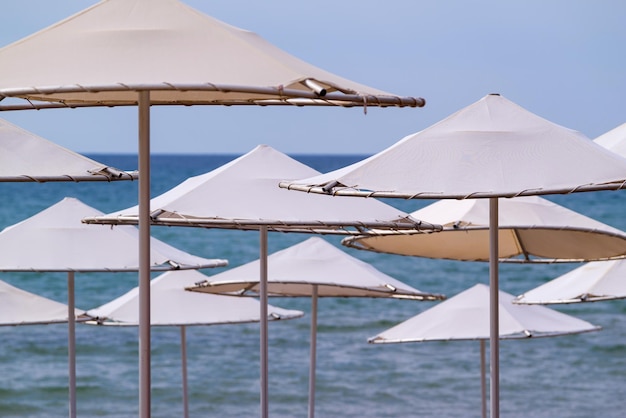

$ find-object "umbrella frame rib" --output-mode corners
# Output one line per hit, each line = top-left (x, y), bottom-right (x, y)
(0, 84), (425, 109)
(82, 215), (441, 234)
(279, 182), (626, 199)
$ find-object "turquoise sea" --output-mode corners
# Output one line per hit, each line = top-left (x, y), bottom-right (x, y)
(1, 154), (625, 417)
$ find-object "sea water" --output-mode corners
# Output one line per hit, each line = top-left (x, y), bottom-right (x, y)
(0, 154), (625, 418)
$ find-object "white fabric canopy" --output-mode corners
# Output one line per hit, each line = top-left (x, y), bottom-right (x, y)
(0, 197), (227, 272)
(188, 237), (441, 300)
(515, 260), (626, 304)
(0, 279), (88, 326)
(0, 117), (135, 182)
(369, 283), (600, 343)
(87, 269), (302, 326)
(594, 123), (626, 158)
(0, 0), (422, 109)
(86, 145), (436, 233)
(343, 196), (626, 263)
(281, 94), (626, 198)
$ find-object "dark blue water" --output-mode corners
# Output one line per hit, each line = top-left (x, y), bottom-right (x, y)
(1, 154), (625, 417)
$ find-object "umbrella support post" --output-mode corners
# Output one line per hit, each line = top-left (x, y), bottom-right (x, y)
(181, 325), (189, 418)
(260, 226), (269, 418)
(138, 90), (152, 418)
(68, 271), (76, 418)
(308, 285), (318, 418)
(489, 197), (500, 418)
(480, 339), (487, 418)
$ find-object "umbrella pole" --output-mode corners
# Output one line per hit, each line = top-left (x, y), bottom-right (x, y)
(181, 325), (189, 418)
(480, 339), (487, 418)
(138, 90), (152, 418)
(308, 285), (318, 418)
(260, 226), (269, 418)
(489, 197), (500, 418)
(68, 271), (76, 418)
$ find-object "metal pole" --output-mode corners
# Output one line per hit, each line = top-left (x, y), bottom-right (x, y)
(480, 339), (487, 418)
(489, 197), (499, 418)
(138, 90), (152, 418)
(181, 325), (189, 418)
(68, 271), (76, 418)
(308, 285), (318, 418)
(259, 226), (269, 418)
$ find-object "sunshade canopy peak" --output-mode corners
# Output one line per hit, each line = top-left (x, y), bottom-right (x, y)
(280, 94), (626, 199)
(86, 269), (303, 326)
(85, 145), (440, 234)
(594, 122), (626, 158)
(187, 236), (444, 300)
(0, 0), (423, 110)
(515, 259), (626, 304)
(0, 197), (227, 272)
(0, 117), (136, 182)
(369, 283), (600, 343)
(0, 279), (89, 325)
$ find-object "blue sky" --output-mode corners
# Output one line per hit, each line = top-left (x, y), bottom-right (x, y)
(1, 0), (625, 155)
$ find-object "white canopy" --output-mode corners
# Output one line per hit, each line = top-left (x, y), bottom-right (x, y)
(594, 123), (626, 158)
(515, 260), (626, 304)
(343, 196), (626, 263)
(0, 0), (422, 109)
(0, 197), (227, 272)
(369, 283), (600, 343)
(0, 279), (88, 326)
(87, 270), (303, 326)
(281, 94), (626, 198)
(0, 117), (135, 182)
(188, 237), (442, 300)
(86, 145), (437, 233)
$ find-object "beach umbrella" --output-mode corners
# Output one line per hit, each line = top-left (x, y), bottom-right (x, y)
(0, 197), (226, 418)
(594, 122), (626, 158)
(84, 144), (440, 418)
(0, 2), (424, 415)
(514, 260), (626, 305)
(369, 283), (601, 418)
(187, 237), (444, 418)
(85, 269), (303, 418)
(343, 196), (626, 263)
(280, 93), (626, 418)
(0, 279), (89, 326)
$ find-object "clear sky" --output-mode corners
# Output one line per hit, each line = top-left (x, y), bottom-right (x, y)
(1, 0), (625, 155)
